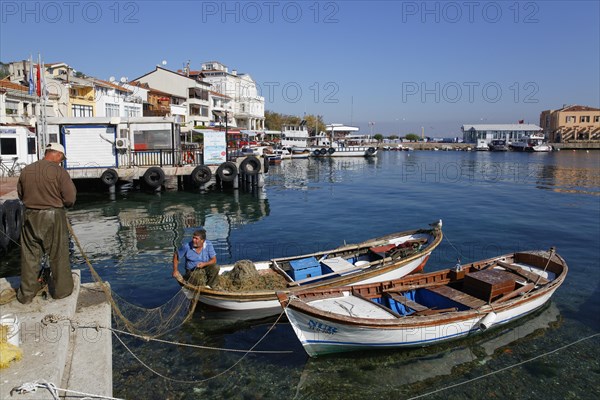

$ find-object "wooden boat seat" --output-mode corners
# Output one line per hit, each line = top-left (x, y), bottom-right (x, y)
(496, 261), (550, 285)
(427, 285), (487, 309)
(385, 291), (429, 313)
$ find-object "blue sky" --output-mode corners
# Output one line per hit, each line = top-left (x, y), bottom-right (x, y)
(1, 0), (598, 136)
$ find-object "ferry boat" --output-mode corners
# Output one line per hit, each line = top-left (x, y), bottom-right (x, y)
(510, 134), (552, 152)
(310, 124), (378, 158)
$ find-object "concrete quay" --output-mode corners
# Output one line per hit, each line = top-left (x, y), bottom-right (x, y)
(0, 271), (113, 399)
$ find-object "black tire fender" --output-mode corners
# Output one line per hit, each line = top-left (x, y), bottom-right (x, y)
(313, 149), (321, 156)
(240, 156), (261, 176)
(143, 167), (165, 188)
(319, 148), (327, 155)
(366, 147), (376, 156)
(191, 165), (212, 185)
(100, 168), (118, 186)
(3, 200), (22, 243)
(217, 161), (238, 182)
(263, 156), (269, 174)
(328, 147), (336, 155)
(0, 204), (10, 251)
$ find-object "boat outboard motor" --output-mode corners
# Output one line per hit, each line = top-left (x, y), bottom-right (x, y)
(479, 312), (497, 330)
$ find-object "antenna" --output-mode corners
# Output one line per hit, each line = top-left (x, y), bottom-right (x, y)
(161, 60), (167, 66)
(109, 76), (116, 83)
(120, 77), (127, 83)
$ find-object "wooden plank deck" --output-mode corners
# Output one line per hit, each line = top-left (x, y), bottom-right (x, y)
(496, 261), (550, 285)
(428, 285), (487, 309)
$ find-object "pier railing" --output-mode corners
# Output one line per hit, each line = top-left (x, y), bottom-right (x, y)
(122, 149), (204, 167)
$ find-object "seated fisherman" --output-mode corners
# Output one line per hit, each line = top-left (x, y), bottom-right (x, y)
(173, 229), (219, 288)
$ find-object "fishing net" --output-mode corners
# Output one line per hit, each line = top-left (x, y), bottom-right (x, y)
(68, 223), (201, 339)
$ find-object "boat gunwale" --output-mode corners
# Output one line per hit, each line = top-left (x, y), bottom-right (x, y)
(279, 250), (568, 329)
(181, 228), (443, 300)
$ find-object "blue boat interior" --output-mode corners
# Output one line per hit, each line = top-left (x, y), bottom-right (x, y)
(374, 288), (471, 316)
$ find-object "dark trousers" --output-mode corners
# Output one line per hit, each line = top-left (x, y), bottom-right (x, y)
(17, 208), (73, 303)
(184, 264), (219, 287)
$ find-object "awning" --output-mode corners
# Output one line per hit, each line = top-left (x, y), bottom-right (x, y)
(212, 110), (225, 116)
(240, 130), (259, 136)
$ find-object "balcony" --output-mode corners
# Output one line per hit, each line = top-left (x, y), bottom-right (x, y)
(144, 109), (169, 117)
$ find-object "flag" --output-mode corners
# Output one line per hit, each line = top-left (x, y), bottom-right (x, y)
(518, 119), (524, 124)
(28, 57), (35, 95)
(36, 63), (41, 97)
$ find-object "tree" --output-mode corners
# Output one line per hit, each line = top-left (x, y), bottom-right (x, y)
(264, 111), (325, 133)
(0, 62), (9, 80)
(388, 135), (398, 140)
(374, 134), (384, 142)
(405, 133), (420, 142)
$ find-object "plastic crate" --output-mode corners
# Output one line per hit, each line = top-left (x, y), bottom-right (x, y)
(289, 257), (322, 281)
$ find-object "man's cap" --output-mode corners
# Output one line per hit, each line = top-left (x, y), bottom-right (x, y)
(46, 143), (66, 158)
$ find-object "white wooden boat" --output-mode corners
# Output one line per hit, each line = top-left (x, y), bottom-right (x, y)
(278, 249), (567, 357)
(182, 226), (443, 314)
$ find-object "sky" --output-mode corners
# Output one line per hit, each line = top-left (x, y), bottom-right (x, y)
(1, 0), (599, 137)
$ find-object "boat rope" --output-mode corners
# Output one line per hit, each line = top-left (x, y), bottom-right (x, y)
(442, 231), (466, 261)
(406, 332), (600, 400)
(40, 313), (293, 354)
(111, 301), (293, 384)
(10, 379), (124, 400)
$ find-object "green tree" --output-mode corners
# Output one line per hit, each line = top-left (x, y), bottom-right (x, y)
(0, 62), (9, 80)
(405, 133), (420, 142)
(388, 135), (398, 140)
(374, 134), (384, 142)
(264, 111), (325, 133)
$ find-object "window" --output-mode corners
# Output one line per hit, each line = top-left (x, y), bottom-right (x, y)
(580, 115), (590, 123)
(72, 104), (93, 117)
(124, 105), (140, 117)
(27, 137), (36, 154)
(595, 116), (600, 123)
(0, 138), (17, 155)
(201, 106), (209, 117)
(105, 103), (119, 117)
(5, 100), (19, 115)
(190, 105), (200, 116)
(565, 116), (576, 123)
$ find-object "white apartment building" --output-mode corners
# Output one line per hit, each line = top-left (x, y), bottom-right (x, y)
(93, 79), (143, 118)
(132, 67), (211, 131)
(200, 61), (265, 131)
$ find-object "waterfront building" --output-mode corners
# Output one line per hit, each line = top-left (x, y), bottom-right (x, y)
(199, 61), (265, 131)
(132, 66), (212, 132)
(461, 124), (543, 145)
(540, 105), (600, 142)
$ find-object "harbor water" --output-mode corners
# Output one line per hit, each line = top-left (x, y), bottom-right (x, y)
(1, 150), (599, 399)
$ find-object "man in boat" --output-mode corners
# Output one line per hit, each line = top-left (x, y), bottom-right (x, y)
(173, 229), (219, 288)
(16, 143), (77, 304)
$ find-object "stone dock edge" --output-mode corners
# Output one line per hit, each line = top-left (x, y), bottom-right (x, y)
(0, 270), (113, 399)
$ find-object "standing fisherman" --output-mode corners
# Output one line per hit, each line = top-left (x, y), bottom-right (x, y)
(16, 143), (76, 304)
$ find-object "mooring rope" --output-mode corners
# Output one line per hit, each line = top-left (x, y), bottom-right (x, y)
(111, 302), (292, 384)
(10, 379), (124, 400)
(407, 332), (600, 400)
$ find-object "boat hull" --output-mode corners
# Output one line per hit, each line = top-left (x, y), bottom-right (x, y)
(286, 288), (556, 357)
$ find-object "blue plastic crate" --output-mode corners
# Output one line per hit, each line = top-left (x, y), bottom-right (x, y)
(289, 257), (322, 281)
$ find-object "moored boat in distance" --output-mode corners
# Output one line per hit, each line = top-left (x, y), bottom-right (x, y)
(182, 225), (443, 314)
(310, 124), (378, 158)
(489, 139), (509, 151)
(278, 248), (567, 357)
(509, 133), (553, 152)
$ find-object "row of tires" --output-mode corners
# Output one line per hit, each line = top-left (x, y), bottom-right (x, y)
(0, 199), (23, 252)
(99, 156), (267, 188)
(312, 147), (377, 156)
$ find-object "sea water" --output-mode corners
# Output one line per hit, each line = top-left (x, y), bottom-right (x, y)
(1, 150), (598, 399)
